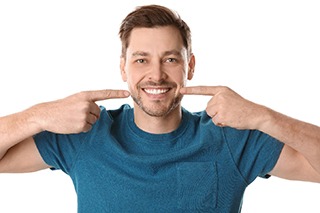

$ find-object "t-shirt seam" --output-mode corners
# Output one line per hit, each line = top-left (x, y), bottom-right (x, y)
(68, 130), (91, 175)
(33, 134), (54, 169)
(221, 128), (250, 186)
(259, 136), (284, 177)
(69, 107), (114, 173)
(126, 109), (191, 144)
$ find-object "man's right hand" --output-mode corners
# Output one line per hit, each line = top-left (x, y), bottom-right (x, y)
(32, 89), (130, 134)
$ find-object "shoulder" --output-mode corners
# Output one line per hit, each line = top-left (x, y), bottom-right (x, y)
(99, 104), (132, 121)
(182, 108), (213, 125)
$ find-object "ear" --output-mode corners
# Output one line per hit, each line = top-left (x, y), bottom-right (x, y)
(187, 54), (195, 80)
(120, 57), (127, 82)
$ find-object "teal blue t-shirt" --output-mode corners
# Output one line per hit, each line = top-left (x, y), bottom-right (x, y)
(34, 104), (284, 212)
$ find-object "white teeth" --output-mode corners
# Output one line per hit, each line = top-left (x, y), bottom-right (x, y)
(144, 88), (169, 95)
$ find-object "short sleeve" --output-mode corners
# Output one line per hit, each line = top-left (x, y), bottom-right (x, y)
(33, 106), (112, 174)
(222, 127), (284, 184)
(33, 131), (87, 174)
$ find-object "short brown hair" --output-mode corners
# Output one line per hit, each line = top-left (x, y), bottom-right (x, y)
(119, 4), (192, 58)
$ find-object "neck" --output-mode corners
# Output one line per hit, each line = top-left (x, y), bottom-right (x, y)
(133, 105), (182, 134)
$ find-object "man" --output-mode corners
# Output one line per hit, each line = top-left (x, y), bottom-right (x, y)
(0, 4), (320, 212)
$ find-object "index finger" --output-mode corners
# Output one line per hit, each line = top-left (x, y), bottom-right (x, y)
(85, 89), (130, 102)
(180, 86), (220, 96)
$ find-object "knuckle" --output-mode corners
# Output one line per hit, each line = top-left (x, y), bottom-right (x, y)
(77, 91), (90, 100)
(78, 111), (89, 121)
(201, 86), (210, 94)
(104, 90), (112, 98)
(219, 86), (228, 93)
(80, 106), (90, 115)
(80, 122), (90, 131)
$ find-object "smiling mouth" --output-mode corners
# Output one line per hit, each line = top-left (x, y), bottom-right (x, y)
(143, 88), (170, 95)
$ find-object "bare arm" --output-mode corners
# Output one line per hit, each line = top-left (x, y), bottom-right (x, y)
(259, 108), (320, 181)
(0, 109), (49, 172)
(181, 86), (320, 182)
(0, 137), (49, 173)
(0, 109), (42, 160)
(0, 89), (130, 173)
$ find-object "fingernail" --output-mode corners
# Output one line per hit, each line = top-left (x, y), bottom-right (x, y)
(124, 91), (130, 96)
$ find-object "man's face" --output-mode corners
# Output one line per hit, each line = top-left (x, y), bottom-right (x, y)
(120, 26), (194, 117)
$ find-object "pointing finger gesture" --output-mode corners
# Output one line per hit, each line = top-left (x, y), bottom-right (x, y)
(34, 89), (130, 134)
(181, 86), (266, 129)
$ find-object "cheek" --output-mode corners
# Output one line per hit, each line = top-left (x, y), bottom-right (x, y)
(125, 75), (139, 91)
(172, 71), (187, 86)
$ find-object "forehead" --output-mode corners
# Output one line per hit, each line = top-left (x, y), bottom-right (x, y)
(126, 26), (185, 55)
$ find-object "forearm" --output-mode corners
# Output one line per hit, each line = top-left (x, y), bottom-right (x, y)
(0, 107), (42, 159)
(0, 89), (129, 160)
(260, 107), (320, 172)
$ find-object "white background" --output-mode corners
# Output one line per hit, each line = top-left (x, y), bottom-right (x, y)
(0, 0), (320, 212)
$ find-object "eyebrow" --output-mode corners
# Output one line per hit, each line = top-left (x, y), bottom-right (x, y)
(163, 50), (182, 57)
(131, 51), (149, 57)
(131, 50), (182, 57)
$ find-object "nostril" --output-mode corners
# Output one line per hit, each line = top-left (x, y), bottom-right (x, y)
(148, 70), (167, 81)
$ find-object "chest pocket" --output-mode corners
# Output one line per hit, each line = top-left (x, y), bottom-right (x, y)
(176, 162), (217, 211)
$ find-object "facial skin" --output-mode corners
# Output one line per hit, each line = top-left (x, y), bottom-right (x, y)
(120, 26), (195, 122)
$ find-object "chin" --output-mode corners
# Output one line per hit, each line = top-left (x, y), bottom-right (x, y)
(138, 99), (182, 118)
(132, 90), (183, 115)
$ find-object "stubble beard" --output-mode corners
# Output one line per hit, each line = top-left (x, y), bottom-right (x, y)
(132, 91), (183, 118)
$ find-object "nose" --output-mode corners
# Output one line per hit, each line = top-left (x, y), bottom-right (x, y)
(148, 61), (167, 82)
